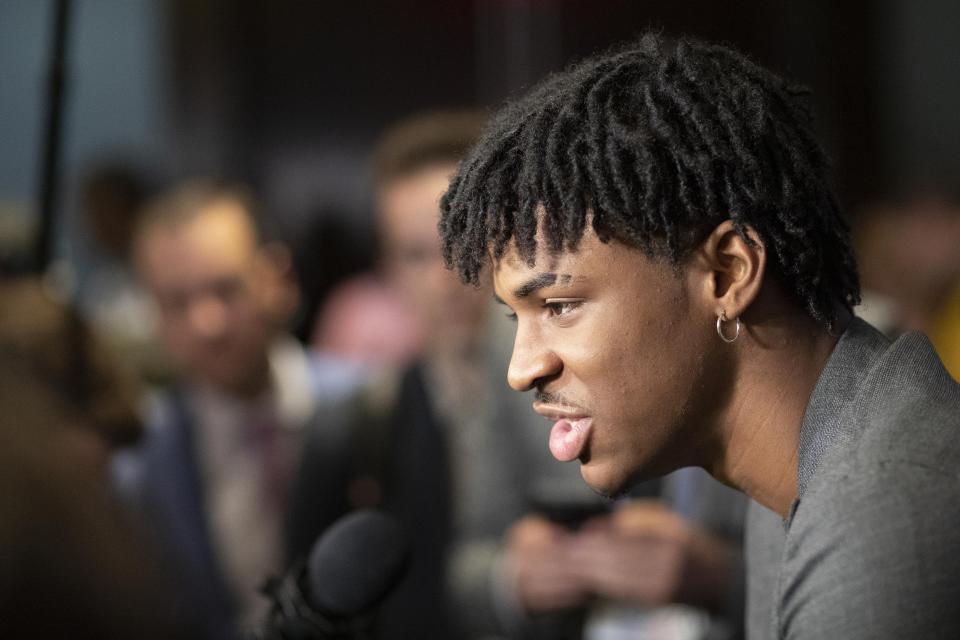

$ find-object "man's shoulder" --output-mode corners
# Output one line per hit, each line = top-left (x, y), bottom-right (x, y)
(113, 387), (189, 461)
(795, 451), (960, 537)
(781, 456), (960, 636)
(110, 387), (195, 504)
(781, 387), (960, 639)
(771, 331), (960, 638)
(794, 327), (960, 554)
(777, 445), (960, 639)
(848, 329), (960, 472)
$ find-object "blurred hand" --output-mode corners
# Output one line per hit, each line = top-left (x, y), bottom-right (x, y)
(569, 500), (734, 610)
(504, 514), (591, 613)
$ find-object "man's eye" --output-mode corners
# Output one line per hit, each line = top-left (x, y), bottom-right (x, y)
(544, 300), (581, 317)
(212, 279), (242, 302)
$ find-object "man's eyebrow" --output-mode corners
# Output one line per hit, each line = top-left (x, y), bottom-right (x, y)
(514, 272), (559, 298)
(495, 272), (581, 304)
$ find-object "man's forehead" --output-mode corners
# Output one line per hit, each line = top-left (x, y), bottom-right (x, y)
(141, 217), (258, 283)
(491, 237), (565, 272)
(491, 207), (593, 273)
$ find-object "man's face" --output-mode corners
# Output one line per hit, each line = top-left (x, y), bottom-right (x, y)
(137, 203), (285, 395)
(379, 163), (490, 353)
(493, 227), (722, 496)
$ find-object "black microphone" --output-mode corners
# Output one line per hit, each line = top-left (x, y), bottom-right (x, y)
(246, 510), (409, 640)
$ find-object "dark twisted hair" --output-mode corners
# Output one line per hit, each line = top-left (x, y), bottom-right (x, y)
(439, 33), (860, 328)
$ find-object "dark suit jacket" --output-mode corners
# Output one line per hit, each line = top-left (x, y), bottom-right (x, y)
(352, 361), (560, 640)
(363, 363), (457, 640)
(117, 388), (355, 640)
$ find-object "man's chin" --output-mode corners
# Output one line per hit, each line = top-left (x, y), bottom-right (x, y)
(579, 463), (635, 501)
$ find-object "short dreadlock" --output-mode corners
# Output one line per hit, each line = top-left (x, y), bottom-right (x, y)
(439, 33), (860, 328)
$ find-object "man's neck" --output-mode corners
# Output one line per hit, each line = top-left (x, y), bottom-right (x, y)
(198, 353), (273, 403)
(710, 312), (843, 517)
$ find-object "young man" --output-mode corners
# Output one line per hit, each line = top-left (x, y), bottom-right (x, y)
(439, 34), (960, 638)
(358, 110), (746, 640)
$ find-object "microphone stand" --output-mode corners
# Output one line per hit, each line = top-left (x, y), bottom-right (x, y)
(33, 0), (72, 274)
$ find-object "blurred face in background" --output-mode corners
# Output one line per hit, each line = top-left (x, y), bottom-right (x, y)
(378, 163), (490, 356)
(136, 201), (294, 396)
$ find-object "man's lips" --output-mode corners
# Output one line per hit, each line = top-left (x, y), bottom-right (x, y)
(533, 402), (593, 462)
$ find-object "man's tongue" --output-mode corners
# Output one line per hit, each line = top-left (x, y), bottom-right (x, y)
(549, 418), (592, 462)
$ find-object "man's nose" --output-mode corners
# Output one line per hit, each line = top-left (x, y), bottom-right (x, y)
(507, 325), (561, 392)
(187, 295), (228, 339)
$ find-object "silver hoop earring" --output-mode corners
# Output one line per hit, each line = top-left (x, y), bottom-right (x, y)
(716, 311), (741, 343)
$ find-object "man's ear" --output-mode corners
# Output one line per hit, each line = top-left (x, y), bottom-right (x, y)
(257, 241), (300, 323)
(692, 220), (766, 320)
(258, 241), (294, 278)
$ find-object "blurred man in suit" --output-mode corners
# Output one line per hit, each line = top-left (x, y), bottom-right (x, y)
(117, 181), (357, 639)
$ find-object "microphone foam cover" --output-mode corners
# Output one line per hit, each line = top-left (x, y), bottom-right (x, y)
(306, 510), (409, 617)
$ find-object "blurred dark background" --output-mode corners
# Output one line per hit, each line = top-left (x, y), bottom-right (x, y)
(3, 0), (959, 263)
(2, 0), (960, 371)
